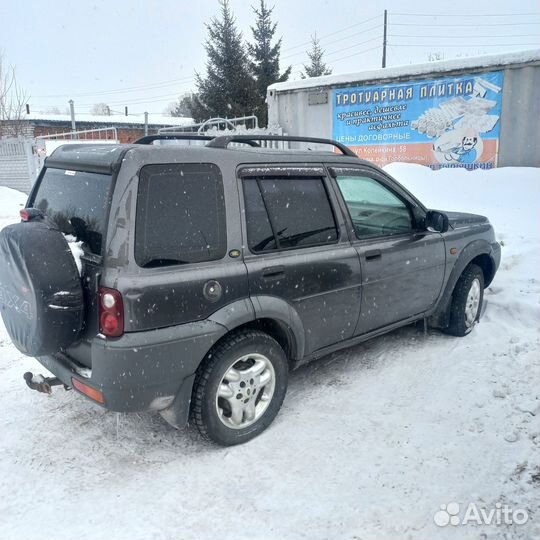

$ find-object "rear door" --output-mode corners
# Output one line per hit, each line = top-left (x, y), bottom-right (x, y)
(328, 165), (446, 335)
(239, 165), (362, 356)
(29, 167), (114, 365)
(123, 162), (248, 331)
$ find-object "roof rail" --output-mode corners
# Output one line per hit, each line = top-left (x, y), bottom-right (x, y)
(206, 135), (357, 157)
(134, 134), (215, 144)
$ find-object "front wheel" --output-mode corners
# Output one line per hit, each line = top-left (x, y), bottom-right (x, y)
(444, 263), (484, 337)
(190, 329), (288, 446)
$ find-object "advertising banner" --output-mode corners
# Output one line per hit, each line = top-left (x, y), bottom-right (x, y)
(333, 71), (504, 169)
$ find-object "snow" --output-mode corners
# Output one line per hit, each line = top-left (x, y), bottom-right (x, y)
(63, 234), (84, 274)
(268, 48), (540, 93)
(0, 186), (26, 219)
(1, 165), (539, 540)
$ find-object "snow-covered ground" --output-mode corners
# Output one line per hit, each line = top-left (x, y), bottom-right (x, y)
(1, 164), (539, 540)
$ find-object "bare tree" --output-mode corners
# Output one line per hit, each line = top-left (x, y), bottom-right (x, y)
(0, 53), (29, 137)
(91, 102), (111, 116)
(427, 51), (445, 62)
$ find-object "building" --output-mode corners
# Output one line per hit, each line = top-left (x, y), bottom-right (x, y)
(0, 113), (193, 143)
(267, 49), (540, 169)
(0, 113), (194, 192)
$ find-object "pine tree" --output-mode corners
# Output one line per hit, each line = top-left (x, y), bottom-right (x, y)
(302, 34), (332, 78)
(248, 0), (291, 126)
(190, 0), (256, 123)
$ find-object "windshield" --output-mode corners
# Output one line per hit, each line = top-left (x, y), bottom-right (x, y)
(30, 167), (113, 254)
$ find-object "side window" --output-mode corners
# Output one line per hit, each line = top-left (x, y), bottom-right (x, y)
(135, 163), (226, 267)
(335, 175), (414, 238)
(243, 176), (338, 253)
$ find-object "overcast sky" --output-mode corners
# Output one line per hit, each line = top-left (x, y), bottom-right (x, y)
(1, 0), (539, 117)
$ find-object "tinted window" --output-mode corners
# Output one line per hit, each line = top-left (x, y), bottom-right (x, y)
(243, 178), (277, 252)
(335, 175), (413, 238)
(136, 163), (226, 267)
(244, 177), (338, 252)
(31, 168), (112, 254)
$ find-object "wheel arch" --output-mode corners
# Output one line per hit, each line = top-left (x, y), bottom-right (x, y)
(430, 240), (494, 328)
(469, 253), (496, 287)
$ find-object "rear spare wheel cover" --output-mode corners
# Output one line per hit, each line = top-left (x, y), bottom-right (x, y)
(0, 221), (84, 356)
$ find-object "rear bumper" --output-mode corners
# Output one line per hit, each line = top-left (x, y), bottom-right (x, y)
(37, 319), (226, 416)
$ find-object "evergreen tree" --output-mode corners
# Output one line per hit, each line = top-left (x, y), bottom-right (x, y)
(190, 0), (256, 122)
(248, 0), (291, 126)
(302, 34), (332, 78)
(170, 94), (194, 118)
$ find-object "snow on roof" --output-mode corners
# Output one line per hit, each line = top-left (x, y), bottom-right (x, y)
(269, 48), (540, 93)
(24, 112), (193, 126)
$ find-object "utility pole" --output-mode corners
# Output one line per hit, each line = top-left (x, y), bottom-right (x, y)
(382, 9), (388, 68)
(144, 111), (149, 136)
(68, 99), (76, 137)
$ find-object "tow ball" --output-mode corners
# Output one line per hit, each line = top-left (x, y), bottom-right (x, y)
(23, 372), (69, 394)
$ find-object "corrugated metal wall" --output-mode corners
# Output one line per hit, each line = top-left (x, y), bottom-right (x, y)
(499, 65), (540, 167)
(268, 61), (540, 168)
(0, 139), (34, 193)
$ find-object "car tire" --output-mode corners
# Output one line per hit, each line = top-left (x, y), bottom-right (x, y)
(444, 263), (484, 337)
(190, 329), (289, 446)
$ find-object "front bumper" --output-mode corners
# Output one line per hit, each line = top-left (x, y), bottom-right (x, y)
(491, 241), (502, 275)
(36, 319), (226, 414)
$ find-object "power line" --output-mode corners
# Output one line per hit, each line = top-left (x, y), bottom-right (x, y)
(388, 33), (540, 38)
(391, 21), (540, 27)
(281, 25), (382, 59)
(282, 13), (382, 52)
(391, 12), (540, 17)
(390, 42), (539, 47)
(33, 75), (195, 99)
(329, 44), (383, 65)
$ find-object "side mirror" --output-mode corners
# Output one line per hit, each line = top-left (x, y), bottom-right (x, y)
(425, 210), (449, 233)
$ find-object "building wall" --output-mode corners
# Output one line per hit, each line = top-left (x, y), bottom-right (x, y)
(1, 121), (169, 144)
(32, 124), (148, 143)
(498, 65), (540, 167)
(268, 62), (540, 167)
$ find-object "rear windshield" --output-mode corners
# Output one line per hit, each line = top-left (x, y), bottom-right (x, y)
(31, 168), (113, 254)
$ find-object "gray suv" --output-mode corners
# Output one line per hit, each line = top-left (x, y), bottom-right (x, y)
(0, 135), (501, 446)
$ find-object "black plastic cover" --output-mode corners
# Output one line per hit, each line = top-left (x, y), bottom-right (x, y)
(0, 221), (84, 356)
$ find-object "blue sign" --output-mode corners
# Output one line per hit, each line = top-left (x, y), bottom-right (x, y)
(333, 71), (504, 169)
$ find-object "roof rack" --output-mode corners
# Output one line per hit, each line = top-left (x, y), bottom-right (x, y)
(134, 134), (215, 144)
(206, 135), (357, 157)
(133, 133), (357, 157)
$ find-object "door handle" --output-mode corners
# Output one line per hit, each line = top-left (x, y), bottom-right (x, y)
(262, 265), (285, 279)
(365, 249), (382, 261)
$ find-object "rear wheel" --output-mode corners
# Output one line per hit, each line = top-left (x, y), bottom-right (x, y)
(444, 263), (484, 337)
(190, 329), (288, 446)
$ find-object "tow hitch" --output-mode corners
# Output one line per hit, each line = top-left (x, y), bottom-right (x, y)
(23, 372), (69, 394)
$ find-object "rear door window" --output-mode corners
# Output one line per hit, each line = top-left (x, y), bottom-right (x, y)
(135, 163), (226, 268)
(243, 176), (338, 252)
(31, 168), (113, 254)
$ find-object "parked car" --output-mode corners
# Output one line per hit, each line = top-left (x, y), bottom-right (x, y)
(0, 135), (501, 446)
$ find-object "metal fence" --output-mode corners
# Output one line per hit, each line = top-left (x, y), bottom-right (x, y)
(0, 138), (37, 193)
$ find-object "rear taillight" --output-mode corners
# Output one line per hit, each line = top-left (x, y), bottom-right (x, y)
(20, 208), (44, 222)
(99, 287), (124, 337)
